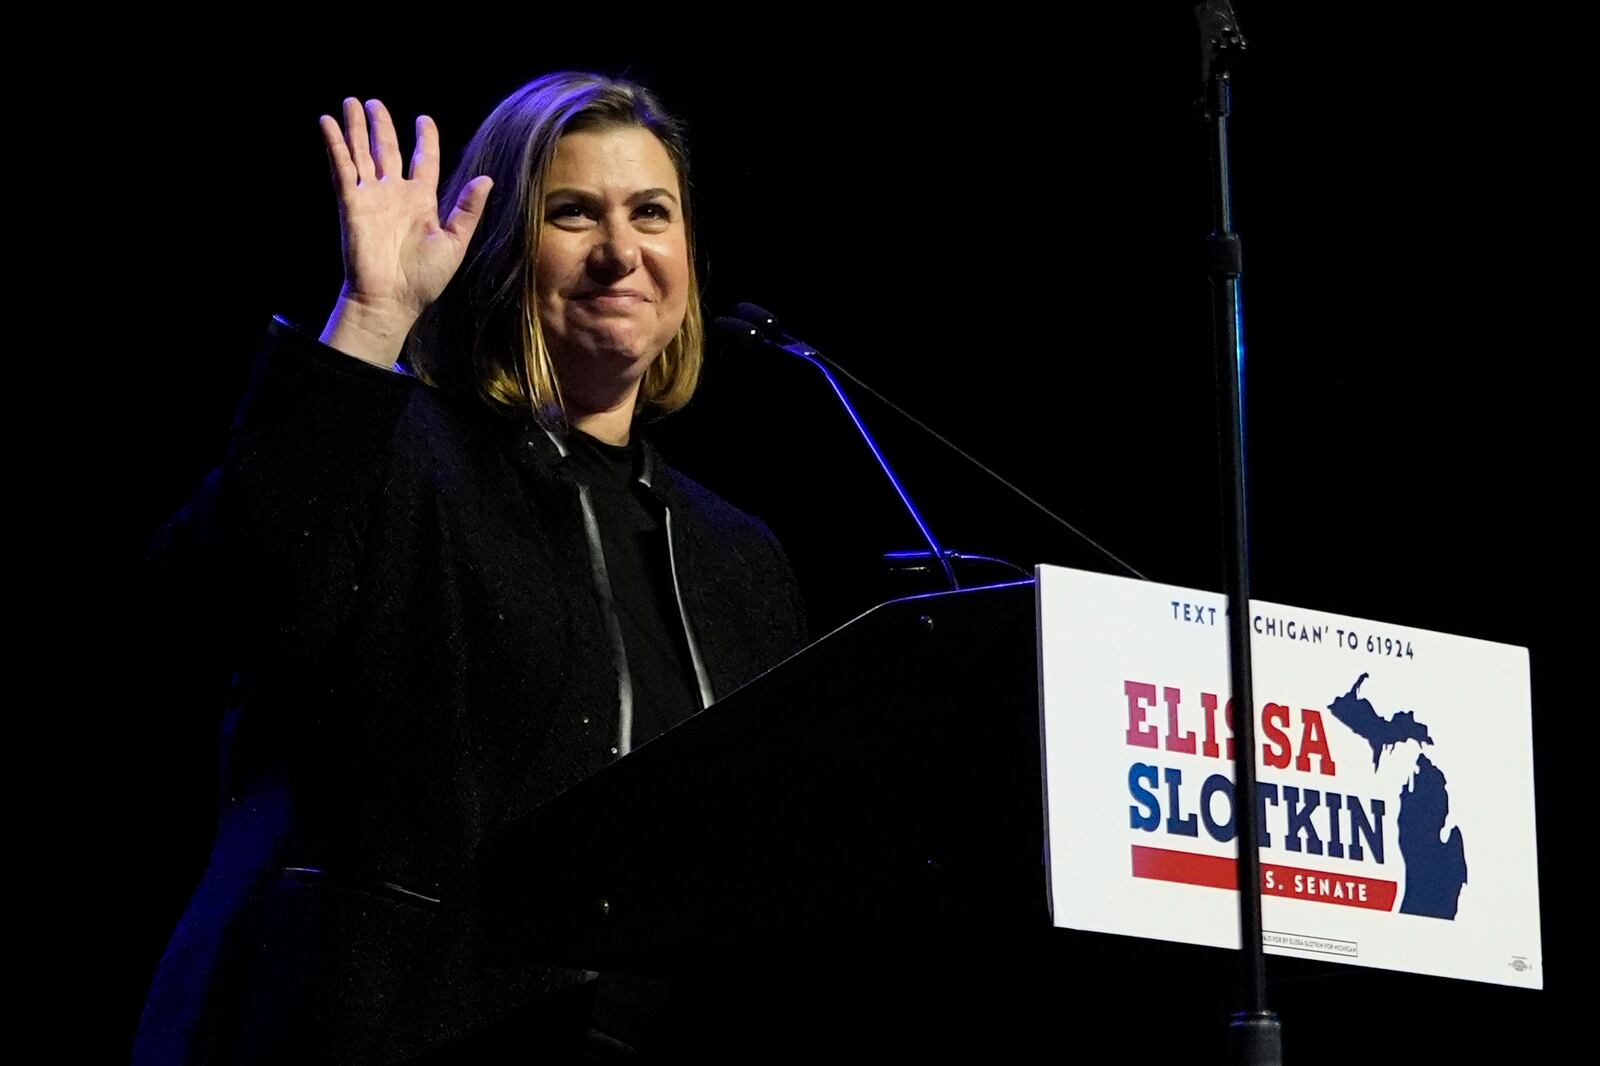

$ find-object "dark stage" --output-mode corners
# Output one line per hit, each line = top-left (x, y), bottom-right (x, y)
(54, 6), (1582, 1060)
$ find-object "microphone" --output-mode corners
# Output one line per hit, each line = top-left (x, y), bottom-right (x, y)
(715, 307), (960, 592)
(718, 303), (1146, 582)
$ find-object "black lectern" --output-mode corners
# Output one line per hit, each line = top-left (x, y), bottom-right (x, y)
(477, 580), (1048, 973)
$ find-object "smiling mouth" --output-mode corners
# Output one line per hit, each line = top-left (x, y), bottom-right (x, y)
(576, 290), (649, 303)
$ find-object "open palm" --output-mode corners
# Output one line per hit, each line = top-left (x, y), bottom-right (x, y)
(320, 98), (493, 321)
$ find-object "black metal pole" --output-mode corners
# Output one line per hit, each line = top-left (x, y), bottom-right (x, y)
(1195, 3), (1284, 1063)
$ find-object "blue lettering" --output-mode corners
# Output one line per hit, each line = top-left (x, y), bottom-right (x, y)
(1201, 773), (1234, 843)
(1129, 763), (1160, 831)
(1257, 782), (1279, 849)
(1347, 796), (1386, 864)
(1164, 767), (1198, 837)
(1325, 792), (1346, 858)
(1282, 786), (1324, 856)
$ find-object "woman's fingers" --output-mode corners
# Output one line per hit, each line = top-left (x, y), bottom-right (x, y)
(442, 175), (494, 245)
(342, 97), (375, 183)
(318, 114), (357, 196)
(322, 96), (480, 311)
(409, 114), (439, 191)
(365, 99), (404, 181)
(330, 101), (438, 193)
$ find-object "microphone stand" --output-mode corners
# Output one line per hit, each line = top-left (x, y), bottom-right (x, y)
(1196, 3), (1284, 1063)
(720, 306), (1148, 583)
(719, 308), (961, 592)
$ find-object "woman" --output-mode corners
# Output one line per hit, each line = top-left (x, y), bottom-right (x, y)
(134, 71), (808, 1064)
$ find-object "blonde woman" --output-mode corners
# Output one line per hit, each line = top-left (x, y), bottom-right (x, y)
(136, 72), (806, 1064)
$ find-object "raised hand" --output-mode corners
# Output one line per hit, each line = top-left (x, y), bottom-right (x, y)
(317, 98), (493, 367)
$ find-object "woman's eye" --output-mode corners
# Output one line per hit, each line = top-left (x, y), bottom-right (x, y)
(547, 202), (671, 224)
(548, 203), (596, 224)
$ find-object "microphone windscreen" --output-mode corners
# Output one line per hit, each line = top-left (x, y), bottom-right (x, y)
(732, 302), (789, 341)
(712, 316), (764, 343)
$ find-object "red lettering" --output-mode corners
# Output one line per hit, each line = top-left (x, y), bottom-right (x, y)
(1125, 680), (1158, 748)
(1262, 703), (1292, 769)
(1163, 686), (1197, 754)
(1201, 691), (1222, 758)
(1295, 708), (1338, 776)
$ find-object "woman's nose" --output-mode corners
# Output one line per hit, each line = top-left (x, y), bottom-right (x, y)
(589, 222), (641, 278)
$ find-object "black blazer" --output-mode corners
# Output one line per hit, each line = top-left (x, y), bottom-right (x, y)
(134, 319), (807, 1065)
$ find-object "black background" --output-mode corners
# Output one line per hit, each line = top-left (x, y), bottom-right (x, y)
(48, 4), (1582, 1058)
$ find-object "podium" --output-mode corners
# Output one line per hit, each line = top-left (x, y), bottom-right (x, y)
(474, 571), (1539, 1057)
(477, 580), (1050, 974)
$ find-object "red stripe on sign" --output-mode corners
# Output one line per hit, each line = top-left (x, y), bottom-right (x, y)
(1131, 845), (1237, 889)
(1131, 845), (1399, 912)
(1263, 861), (1397, 911)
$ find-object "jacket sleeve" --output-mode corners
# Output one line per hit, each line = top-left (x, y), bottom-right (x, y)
(148, 316), (420, 672)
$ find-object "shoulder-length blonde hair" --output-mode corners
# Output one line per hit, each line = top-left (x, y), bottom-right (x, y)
(405, 71), (703, 423)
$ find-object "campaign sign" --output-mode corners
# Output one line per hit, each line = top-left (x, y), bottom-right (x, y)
(1037, 565), (1541, 988)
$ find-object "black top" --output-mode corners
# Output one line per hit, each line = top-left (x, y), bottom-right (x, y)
(134, 318), (808, 1065)
(564, 430), (702, 751)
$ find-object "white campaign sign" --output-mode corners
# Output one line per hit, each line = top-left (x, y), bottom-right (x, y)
(1037, 565), (1541, 988)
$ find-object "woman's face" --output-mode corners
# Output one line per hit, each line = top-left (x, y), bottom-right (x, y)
(535, 126), (690, 411)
